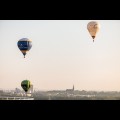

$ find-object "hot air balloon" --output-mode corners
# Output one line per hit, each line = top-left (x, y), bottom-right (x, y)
(87, 21), (100, 42)
(17, 38), (32, 58)
(21, 80), (31, 93)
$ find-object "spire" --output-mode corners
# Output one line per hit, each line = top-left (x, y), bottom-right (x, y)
(73, 85), (74, 91)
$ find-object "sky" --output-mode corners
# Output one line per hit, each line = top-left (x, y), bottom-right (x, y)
(0, 20), (120, 91)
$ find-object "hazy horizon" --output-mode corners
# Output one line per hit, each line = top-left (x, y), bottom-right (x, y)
(1, 20), (120, 91)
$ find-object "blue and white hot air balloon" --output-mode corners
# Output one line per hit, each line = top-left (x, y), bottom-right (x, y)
(17, 38), (32, 58)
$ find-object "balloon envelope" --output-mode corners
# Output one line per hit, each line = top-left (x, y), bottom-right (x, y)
(17, 38), (32, 58)
(21, 80), (31, 92)
(87, 21), (100, 42)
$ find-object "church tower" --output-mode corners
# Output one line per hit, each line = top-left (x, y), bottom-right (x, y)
(73, 85), (74, 91)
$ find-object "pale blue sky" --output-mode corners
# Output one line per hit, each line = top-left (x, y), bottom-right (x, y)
(0, 20), (120, 91)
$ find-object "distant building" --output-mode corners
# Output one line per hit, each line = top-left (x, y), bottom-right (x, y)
(0, 90), (3, 93)
(15, 88), (21, 94)
(14, 88), (24, 96)
(0, 90), (3, 96)
(66, 85), (74, 94)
